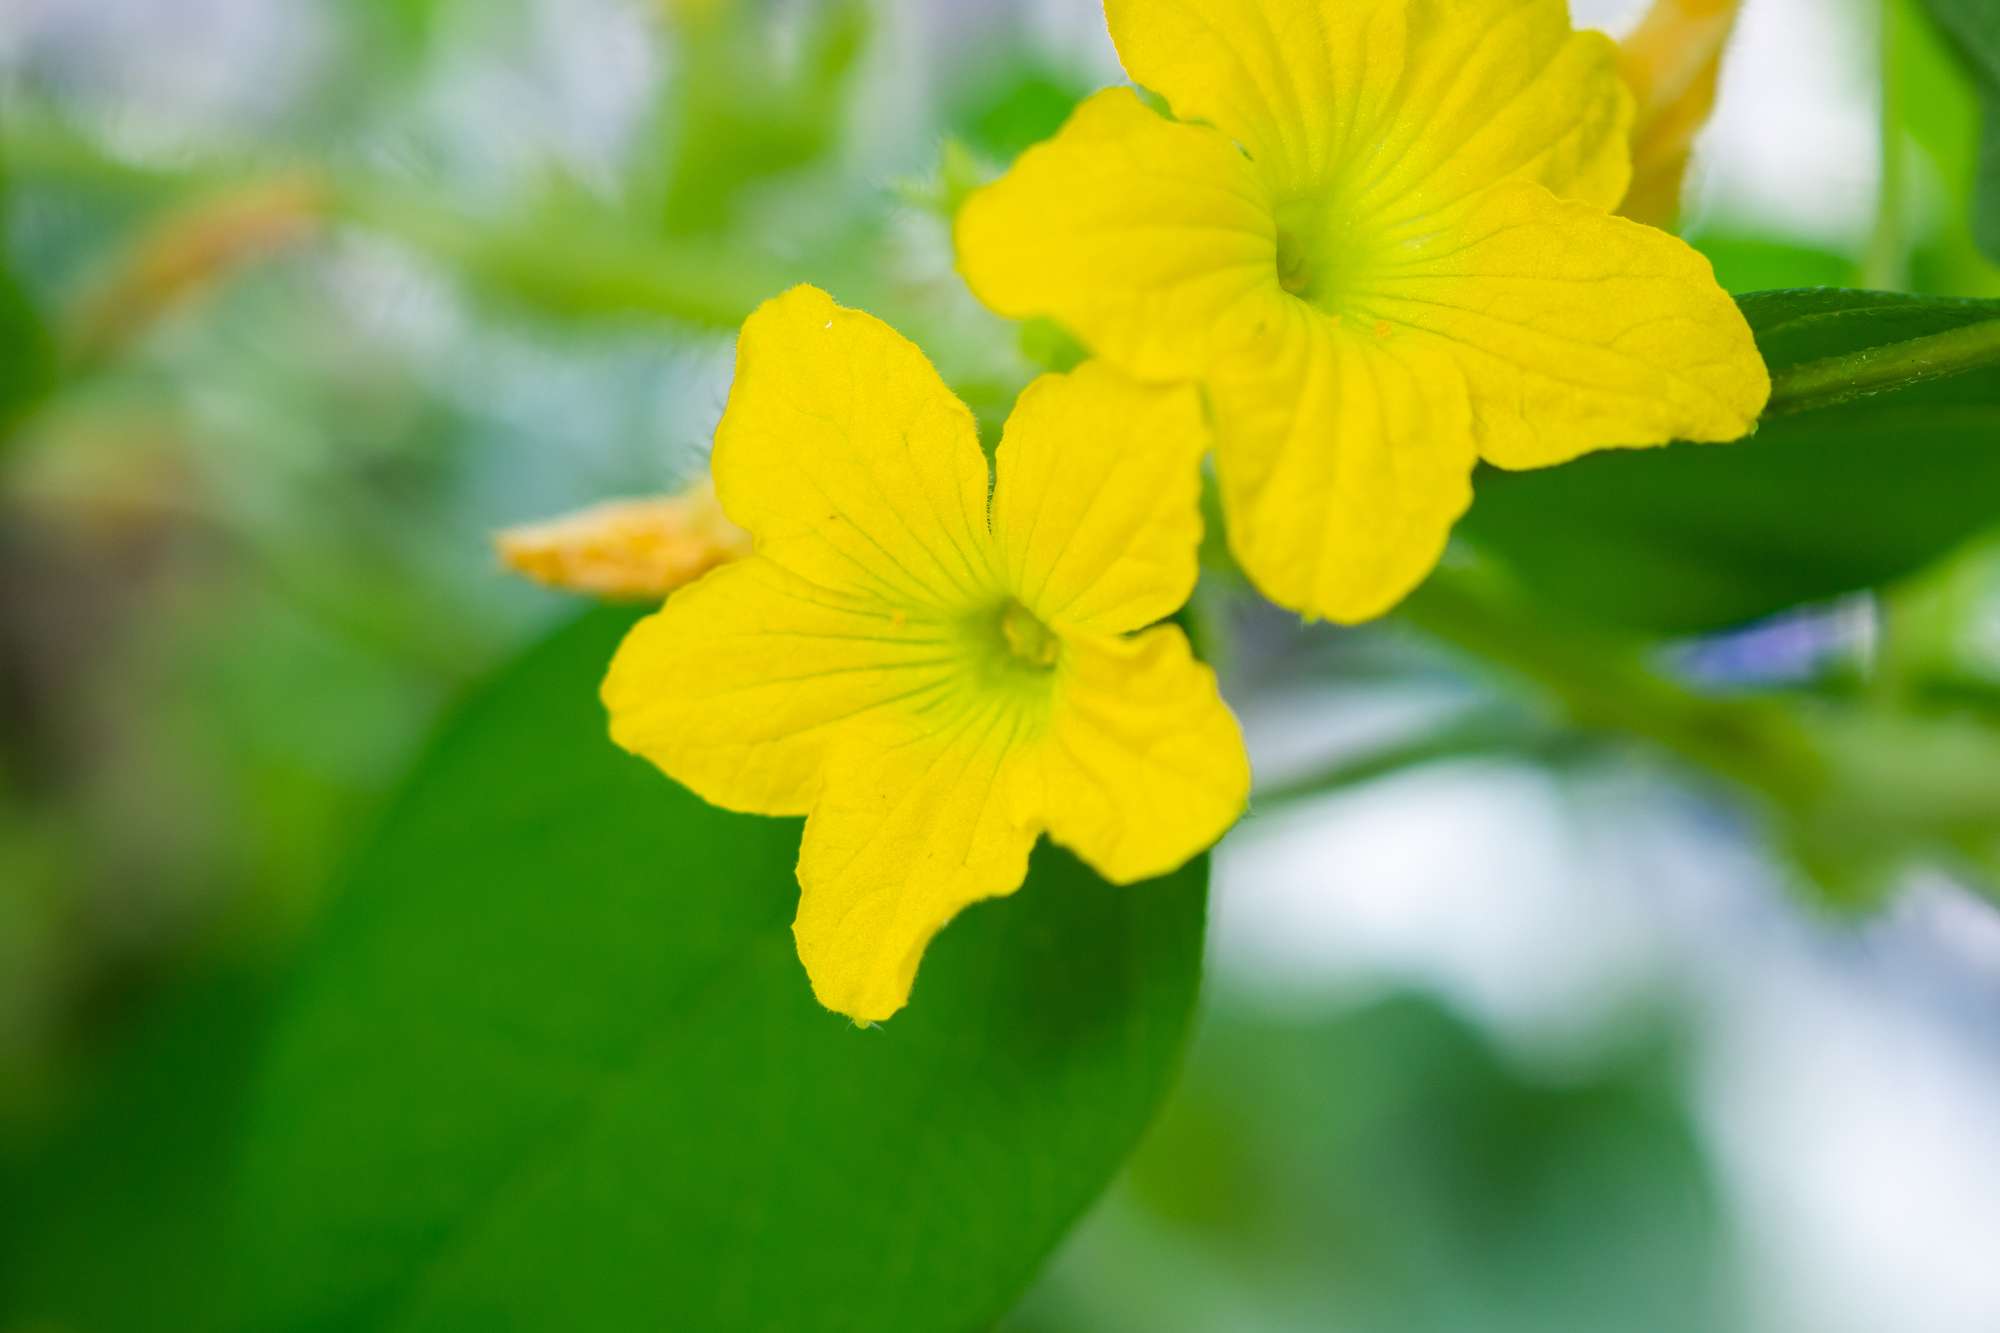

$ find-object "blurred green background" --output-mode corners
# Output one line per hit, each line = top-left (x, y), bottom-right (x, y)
(5, 1), (2000, 1330)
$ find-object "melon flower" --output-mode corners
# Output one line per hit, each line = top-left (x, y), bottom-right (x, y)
(496, 483), (751, 601)
(956, 0), (1771, 624)
(602, 286), (1250, 1024)
(1618, 0), (1747, 228)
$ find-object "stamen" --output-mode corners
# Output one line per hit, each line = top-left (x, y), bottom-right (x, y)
(998, 599), (1061, 669)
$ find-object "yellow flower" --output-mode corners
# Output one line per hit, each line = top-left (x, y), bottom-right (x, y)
(495, 484), (751, 601)
(602, 286), (1250, 1024)
(1618, 0), (1746, 229)
(956, 0), (1771, 624)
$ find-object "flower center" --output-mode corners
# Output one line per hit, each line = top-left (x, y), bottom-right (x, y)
(1272, 195), (1374, 313)
(1276, 230), (1313, 297)
(997, 598), (1060, 669)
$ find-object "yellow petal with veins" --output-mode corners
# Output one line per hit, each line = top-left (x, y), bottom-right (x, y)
(602, 557), (974, 816)
(1360, 180), (1769, 471)
(1039, 627), (1248, 884)
(795, 704), (1044, 1024)
(955, 89), (1279, 382)
(1207, 303), (1476, 623)
(1103, 0), (1631, 210)
(715, 284), (998, 612)
(991, 360), (1210, 637)
(604, 287), (1004, 815)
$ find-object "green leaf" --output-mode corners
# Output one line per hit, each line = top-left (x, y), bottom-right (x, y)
(1919, 0), (2000, 261)
(226, 609), (1207, 1333)
(1981, 98), (2000, 260)
(1924, 0), (2000, 72)
(945, 56), (1091, 164)
(1, 972), (274, 1333)
(1460, 289), (2000, 634)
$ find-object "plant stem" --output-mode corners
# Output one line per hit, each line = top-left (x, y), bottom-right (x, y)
(1396, 569), (1825, 809)
(1764, 317), (2000, 415)
(1862, 0), (1908, 291)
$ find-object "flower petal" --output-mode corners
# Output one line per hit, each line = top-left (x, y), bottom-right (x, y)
(991, 361), (1210, 637)
(794, 705), (1042, 1023)
(494, 484), (750, 601)
(715, 285), (998, 611)
(1209, 301), (1476, 623)
(1618, 0), (1745, 228)
(1039, 627), (1249, 884)
(603, 559), (971, 816)
(1358, 180), (1769, 470)
(1104, 0), (1630, 211)
(954, 88), (1281, 381)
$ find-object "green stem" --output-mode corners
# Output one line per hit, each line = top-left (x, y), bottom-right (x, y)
(1393, 571), (2000, 908)
(1396, 569), (1826, 810)
(1862, 0), (1907, 291)
(1763, 318), (2000, 415)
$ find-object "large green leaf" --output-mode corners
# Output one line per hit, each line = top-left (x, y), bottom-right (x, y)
(1926, 0), (2000, 74)
(1, 972), (274, 1333)
(1459, 289), (2000, 634)
(225, 609), (1207, 1333)
(1982, 99), (2000, 262)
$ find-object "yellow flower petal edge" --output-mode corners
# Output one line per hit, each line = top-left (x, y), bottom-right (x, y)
(1204, 302), (1477, 624)
(1103, 0), (1632, 211)
(953, 89), (1276, 383)
(1618, 0), (1746, 229)
(956, 0), (1771, 625)
(603, 286), (1250, 1023)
